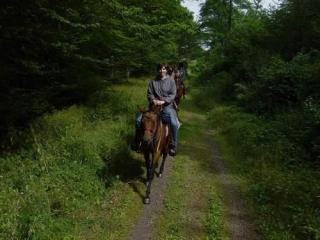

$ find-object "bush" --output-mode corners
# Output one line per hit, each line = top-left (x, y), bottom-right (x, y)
(208, 105), (292, 162)
(235, 51), (320, 115)
(208, 104), (320, 239)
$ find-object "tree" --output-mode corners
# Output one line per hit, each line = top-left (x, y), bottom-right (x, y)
(0, 0), (199, 143)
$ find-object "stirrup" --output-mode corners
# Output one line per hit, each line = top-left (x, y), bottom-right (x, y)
(177, 119), (182, 129)
(169, 148), (176, 156)
(169, 144), (176, 156)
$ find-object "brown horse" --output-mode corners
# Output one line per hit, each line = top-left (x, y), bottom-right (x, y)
(174, 70), (185, 106)
(140, 104), (170, 204)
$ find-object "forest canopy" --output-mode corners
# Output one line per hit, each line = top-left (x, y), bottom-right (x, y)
(0, 0), (199, 141)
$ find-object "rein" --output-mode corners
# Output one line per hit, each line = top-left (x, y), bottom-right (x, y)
(151, 112), (161, 145)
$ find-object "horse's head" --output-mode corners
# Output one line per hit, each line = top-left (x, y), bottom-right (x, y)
(140, 105), (162, 149)
(174, 71), (180, 82)
(174, 72), (182, 89)
(173, 74), (184, 105)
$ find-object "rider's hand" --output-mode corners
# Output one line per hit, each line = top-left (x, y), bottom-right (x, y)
(153, 100), (165, 105)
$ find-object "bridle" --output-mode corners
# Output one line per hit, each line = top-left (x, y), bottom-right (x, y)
(141, 108), (162, 147)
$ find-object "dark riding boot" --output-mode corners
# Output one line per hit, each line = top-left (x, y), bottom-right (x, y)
(169, 145), (176, 156)
(174, 101), (179, 111)
(168, 136), (176, 156)
(131, 128), (142, 153)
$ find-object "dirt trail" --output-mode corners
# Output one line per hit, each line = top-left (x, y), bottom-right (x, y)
(127, 156), (173, 240)
(126, 109), (260, 240)
(206, 130), (260, 240)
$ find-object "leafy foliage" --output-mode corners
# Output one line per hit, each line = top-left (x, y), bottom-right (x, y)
(197, 0), (320, 165)
(0, 0), (198, 143)
(208, 105), (320, 239)
(196, 0), (320, 238)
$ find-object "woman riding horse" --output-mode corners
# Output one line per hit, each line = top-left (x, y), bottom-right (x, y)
(131, 63), (179, 204)
(131, 64), (179, 156)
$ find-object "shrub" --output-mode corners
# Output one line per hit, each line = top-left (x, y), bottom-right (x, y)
(208, 104), (320, 239)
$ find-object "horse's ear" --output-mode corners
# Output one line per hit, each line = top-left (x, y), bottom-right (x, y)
(138, 105), (147, 113)
(150, 103), (156, 111)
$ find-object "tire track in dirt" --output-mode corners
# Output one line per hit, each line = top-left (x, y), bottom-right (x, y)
(206, 129), (260, 240)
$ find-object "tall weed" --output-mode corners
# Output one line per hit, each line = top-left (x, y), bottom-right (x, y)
(0, 79), (146, 239)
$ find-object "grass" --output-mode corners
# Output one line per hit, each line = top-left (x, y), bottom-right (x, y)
(0, 77), (150, 239)
(4, 73), (302, 240)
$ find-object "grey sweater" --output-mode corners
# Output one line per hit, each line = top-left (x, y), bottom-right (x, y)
(147, 75), (176, 106)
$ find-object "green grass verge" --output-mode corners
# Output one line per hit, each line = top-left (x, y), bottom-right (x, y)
(0, 77), (149, 239)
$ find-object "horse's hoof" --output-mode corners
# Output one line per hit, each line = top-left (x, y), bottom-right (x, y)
(144, 197), (150, 204)
(158, 173), (162, 178)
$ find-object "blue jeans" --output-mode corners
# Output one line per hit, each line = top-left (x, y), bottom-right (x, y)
(136, 105), (178, 148)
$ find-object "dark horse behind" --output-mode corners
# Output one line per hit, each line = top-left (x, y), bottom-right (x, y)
(174, 70), (185, 106)
(139, 104), (170, 204)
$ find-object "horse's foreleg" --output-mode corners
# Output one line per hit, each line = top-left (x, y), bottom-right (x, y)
(159, 153), (168, 178)
(145, 153), (151, 181)
(144, 153), (154, 204)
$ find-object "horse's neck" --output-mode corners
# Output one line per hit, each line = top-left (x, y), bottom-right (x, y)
(153, 120), (168, 156)
(155, 119), (166, 140)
